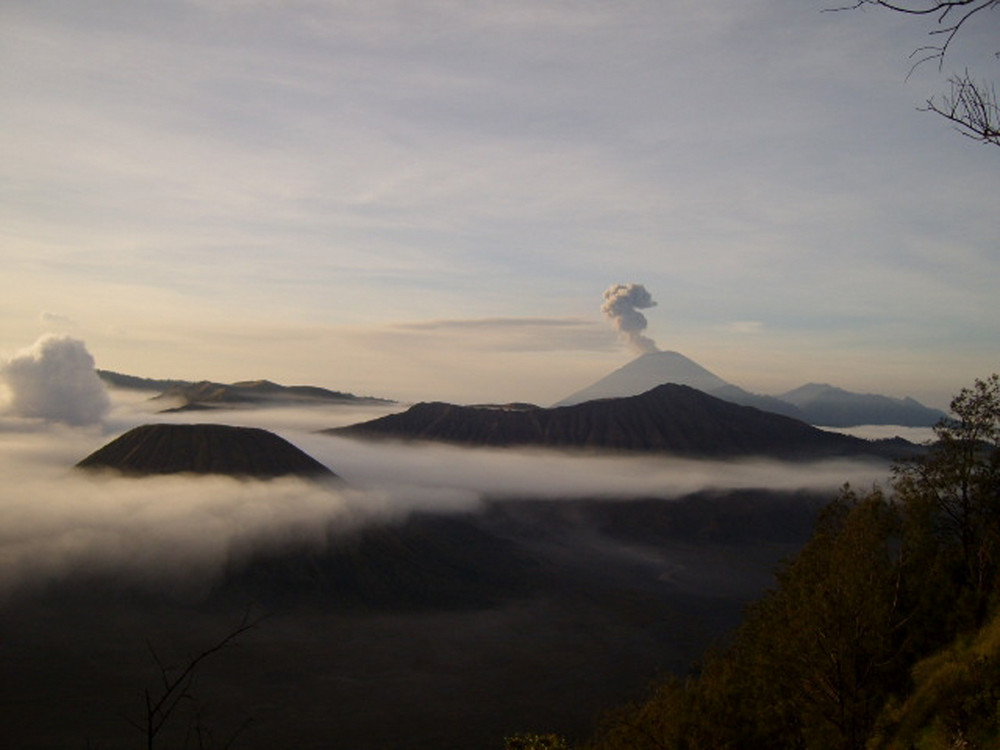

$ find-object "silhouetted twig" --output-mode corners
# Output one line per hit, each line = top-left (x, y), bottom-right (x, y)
(824, 1), (1000, 146)
(123, 607), (266, 750)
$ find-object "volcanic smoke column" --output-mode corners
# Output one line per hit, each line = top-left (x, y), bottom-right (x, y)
(601, 283), (659, 353)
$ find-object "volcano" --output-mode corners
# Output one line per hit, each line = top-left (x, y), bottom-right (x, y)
(331, 384), (912, 460)
(554, 351), (798, 417)
(76, 423), (337, 479)
(554, 351), (731, 407)
(552, 351), (943, 426)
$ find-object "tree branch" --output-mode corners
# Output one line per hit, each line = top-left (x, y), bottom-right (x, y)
(133, 607), (266, 750)
(923, 71), (1000, 144)
(828, 1), (1000, 145)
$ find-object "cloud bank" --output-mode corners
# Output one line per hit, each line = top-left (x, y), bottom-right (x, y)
(0, 335), (110, 425)
(0, 390), (894, 601)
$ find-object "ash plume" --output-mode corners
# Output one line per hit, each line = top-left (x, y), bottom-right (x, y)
(601, 283), (659, 353)
(0, 334), (110, 425)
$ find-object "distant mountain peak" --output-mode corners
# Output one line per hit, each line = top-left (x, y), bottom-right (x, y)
(778, 383), (946, 427)
(553, 350), (729, 407)
(153, 379), (394, 411)
(780, 383), (845, 401)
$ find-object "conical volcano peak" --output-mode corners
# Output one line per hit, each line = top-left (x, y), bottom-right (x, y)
(554, 351), (730, 407)
(620, 351), (729, 388)
(75, 423), (337, 479)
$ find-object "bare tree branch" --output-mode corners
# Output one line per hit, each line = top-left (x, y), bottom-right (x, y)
(923, 70), (1000, 143)
(828, 1), (998, 69)
(827, 0), (1000, 146)
(129, 608), (266, 750)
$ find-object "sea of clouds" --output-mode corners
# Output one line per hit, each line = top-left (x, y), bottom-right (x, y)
(0, 334), (896, 600)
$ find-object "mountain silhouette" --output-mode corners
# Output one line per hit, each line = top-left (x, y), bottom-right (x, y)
(778, 383), (946, 427)
(155, 379), (393, 411)
(332, 384), (911, 459)
(76, 423), (337, 479)
(556, 351), (944, 427)
(555, 351), (729, 407)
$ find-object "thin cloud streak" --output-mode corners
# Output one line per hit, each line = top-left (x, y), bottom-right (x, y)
(397, 317), (595, 331)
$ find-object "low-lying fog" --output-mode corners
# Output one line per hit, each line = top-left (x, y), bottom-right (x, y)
(0, 387), (895, 599)
(829, 423), (936, 443)
(1, 381), (916, 749)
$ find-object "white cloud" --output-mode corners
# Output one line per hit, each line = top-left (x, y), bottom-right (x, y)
(0, 334), (110, 425)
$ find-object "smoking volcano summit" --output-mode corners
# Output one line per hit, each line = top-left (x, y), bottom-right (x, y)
(555, 350), (730, 407)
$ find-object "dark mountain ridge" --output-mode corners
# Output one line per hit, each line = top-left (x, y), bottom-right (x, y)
(97, 370), (394, 410)
(554, 351), (729, 406)
(76, 423), (337, 479)
(555, 352), (946, 427)
(779, 382), (946, 427)
(331, 384), (915, 460)
(97, 370), (192, 392)
(156, 379), (394, 411)
(709, 383), (805, 419)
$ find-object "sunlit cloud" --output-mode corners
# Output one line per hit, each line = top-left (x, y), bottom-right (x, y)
(0, 334), (110, 425)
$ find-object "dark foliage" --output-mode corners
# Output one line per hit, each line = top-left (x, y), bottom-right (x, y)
(582, 374), (1000, 750)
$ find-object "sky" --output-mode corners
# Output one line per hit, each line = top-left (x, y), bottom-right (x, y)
(1, 0), (997, 409)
